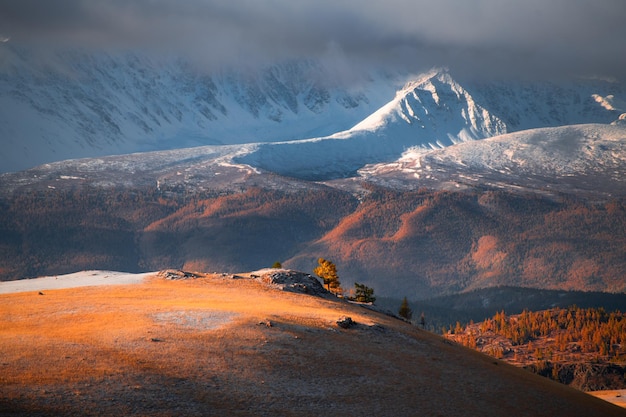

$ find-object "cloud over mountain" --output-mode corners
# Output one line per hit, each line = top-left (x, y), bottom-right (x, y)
(1, 0), (625, 79)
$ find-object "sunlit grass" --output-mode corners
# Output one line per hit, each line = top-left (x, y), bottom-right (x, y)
(1, 274), (623, 416)
(0, 275), (372, 388)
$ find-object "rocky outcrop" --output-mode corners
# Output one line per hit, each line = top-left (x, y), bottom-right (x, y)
(336, 316), (356, 329)
(252, 269), (328, 296)
(158, 270), (203, 280)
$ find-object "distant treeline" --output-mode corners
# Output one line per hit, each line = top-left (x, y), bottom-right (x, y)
(452, 306), (626, 361)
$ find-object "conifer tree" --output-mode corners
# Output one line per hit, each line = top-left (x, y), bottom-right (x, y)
(398, 296), (413, 320)
(354, 282), (376, 303)
(314, 258), (342, 295)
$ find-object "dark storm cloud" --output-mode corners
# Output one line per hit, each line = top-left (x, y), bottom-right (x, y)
(1, 0), (625, 79)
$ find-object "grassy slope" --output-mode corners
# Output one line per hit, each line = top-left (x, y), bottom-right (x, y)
(1, 275), (623, 417)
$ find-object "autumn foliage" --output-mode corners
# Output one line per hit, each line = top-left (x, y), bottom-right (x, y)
(452, 306), (626, 364)
(313, 258), (342, 295)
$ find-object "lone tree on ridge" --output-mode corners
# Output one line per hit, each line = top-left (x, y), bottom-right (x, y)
(314, 258), (342, 295)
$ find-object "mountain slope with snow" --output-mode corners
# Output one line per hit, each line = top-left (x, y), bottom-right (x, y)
(351, 70), (507, 144)
(2, 123), (625, 199)
(1, 44), (625, 174)
(0, 46), (399, 173)
(1, 122), (626, 296)
(238, 71), (622, 180)
(358, 123), (626, 197)
(235, 70), (509, 180)
(460, 76), (626, 131)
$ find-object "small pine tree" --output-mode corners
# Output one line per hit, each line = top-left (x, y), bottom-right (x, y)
(313, 258), (342, 295)
(398, 297), (413, 320)
(354, 282), (376, 303)
(271, 261), (282, 269)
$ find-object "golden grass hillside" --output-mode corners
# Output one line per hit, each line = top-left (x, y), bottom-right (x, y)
(1, 271), (624, 416)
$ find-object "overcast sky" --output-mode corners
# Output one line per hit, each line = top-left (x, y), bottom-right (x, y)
(1, 0), (625, 79)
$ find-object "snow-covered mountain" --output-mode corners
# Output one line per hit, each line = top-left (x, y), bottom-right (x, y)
(4, 48), (626, 300)
(3, 121), (625, 295)
(234, 72), (625, 182)
(2, 122), (625, 200)
(460, 77), (626, 131)
(235, 70), (508, 180)
(1, 51), (625, 196)
(0, 46), (400, 173)
(1, 44), (624, 174)
(358, 123), (626, 197)
(2, 67), (626, 295)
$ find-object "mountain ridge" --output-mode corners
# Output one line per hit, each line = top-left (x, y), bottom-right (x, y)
(2, 169), (626, 299)
(1, 46), (625, 174)
(0, 47), (400, 173)
(359, 123), (626, 197)
(3, 123), (624, 199)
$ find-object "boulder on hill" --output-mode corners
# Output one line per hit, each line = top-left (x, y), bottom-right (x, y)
(158, 270), (202, 280)
(336, 316), (356, 328)
(252, 269), (328, 296)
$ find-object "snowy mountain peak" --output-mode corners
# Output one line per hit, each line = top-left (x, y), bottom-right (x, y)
(351, 68), (507, 148)
(233, 68), (511, 181)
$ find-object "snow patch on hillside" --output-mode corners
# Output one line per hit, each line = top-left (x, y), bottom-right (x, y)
(593, 94), (626, 111)
(0, 271), (155, 294)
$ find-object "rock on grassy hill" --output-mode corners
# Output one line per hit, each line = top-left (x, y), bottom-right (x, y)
(0, 270), (624, 416)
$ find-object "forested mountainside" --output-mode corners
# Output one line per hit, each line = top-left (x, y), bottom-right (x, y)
(447, 306), (626, 391)
(2, 184), (625, 300)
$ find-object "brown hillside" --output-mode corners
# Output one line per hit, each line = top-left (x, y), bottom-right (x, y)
(1, 273), (624, 416)
(137, 187), (357, 272)
(289, 188), (626, 296)
(1, 185), (626, 298)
